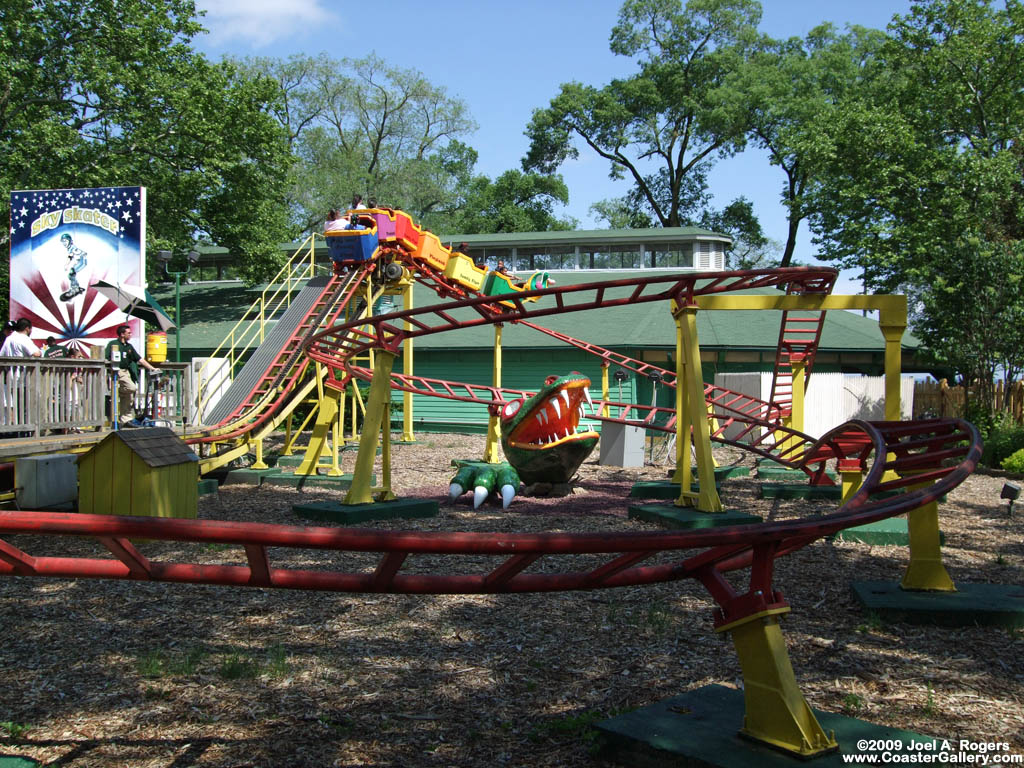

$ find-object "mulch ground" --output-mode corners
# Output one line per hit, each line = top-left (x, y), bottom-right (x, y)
(1, 432), (1022, 767)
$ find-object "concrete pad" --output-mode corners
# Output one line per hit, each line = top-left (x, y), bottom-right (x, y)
(294, 497), (439, 524)
(223, 468), (280, 486)
(851, 580), (1024, 628)
(628, 503), (760, 530)
(596, 683), (947, 768)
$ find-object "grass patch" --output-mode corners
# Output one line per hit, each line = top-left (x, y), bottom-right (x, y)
(0, 721), (31, 739)
(219, 652), (259, 680)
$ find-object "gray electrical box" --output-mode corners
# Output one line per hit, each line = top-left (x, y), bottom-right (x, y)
(599, 423), (645, 468)
(16, 453), (79, 509)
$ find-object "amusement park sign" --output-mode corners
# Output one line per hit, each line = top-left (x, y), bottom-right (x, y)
(8, 186), (146, 355)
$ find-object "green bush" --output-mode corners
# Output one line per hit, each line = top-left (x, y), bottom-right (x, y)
(1002, 448), (1024, 474)
(981, 418), (1024, 468)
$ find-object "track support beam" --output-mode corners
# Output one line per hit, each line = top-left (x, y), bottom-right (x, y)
(720, 611), (838, 757)
(344, 350), (397, 504)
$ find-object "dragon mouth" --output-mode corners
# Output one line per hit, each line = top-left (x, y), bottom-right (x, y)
(503, 380), (599, 451)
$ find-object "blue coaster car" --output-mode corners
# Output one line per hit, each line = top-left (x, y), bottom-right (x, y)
(326, 227), (379, 264)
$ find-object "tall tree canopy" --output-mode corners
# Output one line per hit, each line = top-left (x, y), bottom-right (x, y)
(737, 23), (887, 266)
(805, 0), (1024, 408)
(0, 0), (293, 284)
(524, 0), (763, 228)
(239, 53), (478, 233)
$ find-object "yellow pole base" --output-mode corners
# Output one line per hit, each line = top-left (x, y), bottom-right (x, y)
(901, 489), (956, 592)
(724, 612), (837, 758)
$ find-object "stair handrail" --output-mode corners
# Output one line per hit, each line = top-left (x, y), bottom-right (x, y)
(193, 233), (323, 417)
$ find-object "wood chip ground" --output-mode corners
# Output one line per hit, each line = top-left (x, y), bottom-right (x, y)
(1, 433), (1022, 767)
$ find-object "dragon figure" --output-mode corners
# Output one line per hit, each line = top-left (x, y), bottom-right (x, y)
(449, 373), (600, 509)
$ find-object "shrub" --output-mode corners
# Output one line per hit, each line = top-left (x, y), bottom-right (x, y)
(980, 414), (1024, 468)
(1002, 448), (1024, 474)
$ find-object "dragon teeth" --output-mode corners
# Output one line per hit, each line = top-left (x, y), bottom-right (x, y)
(584, 387), (594, 411)
(561, 390), (571, 408)
(552, 398), (562, 419)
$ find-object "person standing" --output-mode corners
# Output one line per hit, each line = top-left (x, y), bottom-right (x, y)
(0, 319), (41, 358)
(106, 324), (158, 426)
(0, 319), (41, 435)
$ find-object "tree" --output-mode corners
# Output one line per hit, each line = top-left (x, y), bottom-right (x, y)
(0, 0), (294, 284)
(239, 53), (476, 233)
(698, 197), (778, 268)
(738, 24), (887, 266)
(524, 0), (763, 227)
(805, 0), (1024, 412)
(438, 170), (577, 235)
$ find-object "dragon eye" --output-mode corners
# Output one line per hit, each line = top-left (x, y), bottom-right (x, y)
(502, 399), (522, 420)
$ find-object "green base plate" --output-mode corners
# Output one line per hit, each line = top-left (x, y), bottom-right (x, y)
(851, 580), (1024, 627)
(628, 503), (760, 529)
(834, 518), (944, 546)
(757, 465), (836, 481)
(0, 757), (40, 767)
(596, 684), (947, 768)
(760, 483), (842, 500)
(629, 481), (719, 499)
(197, 478), (218, 496)
(294, 497), (439, 524)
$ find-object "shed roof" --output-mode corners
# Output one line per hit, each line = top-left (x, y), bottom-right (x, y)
(97, 427), (198, 468)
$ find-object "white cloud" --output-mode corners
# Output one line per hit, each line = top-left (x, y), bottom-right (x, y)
(196, 0), (338, 48)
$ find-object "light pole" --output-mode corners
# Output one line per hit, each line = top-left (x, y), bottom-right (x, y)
(156, 249), (200, 362)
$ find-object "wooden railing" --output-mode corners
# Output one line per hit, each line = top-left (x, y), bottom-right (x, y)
(0, 358), (190, 436)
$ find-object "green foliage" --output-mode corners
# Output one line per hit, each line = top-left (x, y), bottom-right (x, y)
(238, 53), (476, 233)
(842, 693), (864, 715)
(981, 417), (1024, 468)
(0, 0), (294, 285)
(524, 0), (764, 228)
(0, 721), (31, 739)
(805, 0), (1024, 411)
(1001, 448), (1024, 474)
(432, 170), (576, 234)
(218, 652), (259, 680)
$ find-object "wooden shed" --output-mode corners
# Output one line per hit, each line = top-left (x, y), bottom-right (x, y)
(78, 427), (198, 518)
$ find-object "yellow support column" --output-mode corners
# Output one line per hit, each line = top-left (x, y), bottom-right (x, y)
(600, 362), (610, 418)
(780, 355), (806, 456)
(251, 436), (268, 470)
(673, 302), (722, 512)
(671, 315), (690, 487)
(483, 324), (503, 464)
(345, 350), (397, 505)
(901, 476), (955, 592)
(720, 611), (837, 757)
(402, 280), (415, 443)
(325, 388), (343, 477)
(879, 312), (907, 422)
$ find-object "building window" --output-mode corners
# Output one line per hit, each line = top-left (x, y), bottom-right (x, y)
(520, 246), (576, 271)
(581, 245), (642, 269)
(650, 243), (694, 268)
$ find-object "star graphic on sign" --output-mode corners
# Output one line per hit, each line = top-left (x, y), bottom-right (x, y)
(19, 207), (27, 217)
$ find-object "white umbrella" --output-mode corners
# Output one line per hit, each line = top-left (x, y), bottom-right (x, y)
(92, 280), (177, 332)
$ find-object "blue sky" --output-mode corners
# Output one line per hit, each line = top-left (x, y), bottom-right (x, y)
(193, 0), (911, 271)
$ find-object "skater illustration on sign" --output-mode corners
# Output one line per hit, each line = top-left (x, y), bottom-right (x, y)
(59, 233), (88, 302)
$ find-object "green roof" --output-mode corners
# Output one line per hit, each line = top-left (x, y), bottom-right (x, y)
(152, 270), (918, 359)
